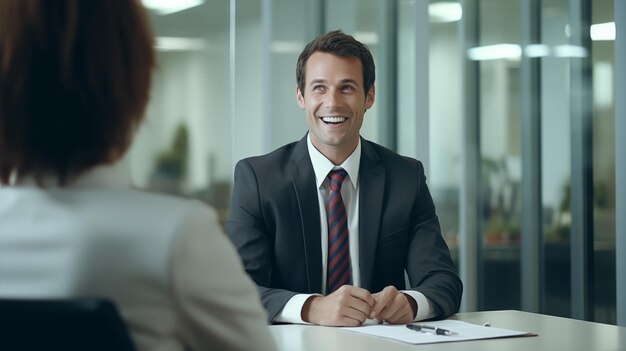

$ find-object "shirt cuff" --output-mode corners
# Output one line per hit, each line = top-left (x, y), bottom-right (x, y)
(273, 294), (321, 324)
(401, 290), (436, 321)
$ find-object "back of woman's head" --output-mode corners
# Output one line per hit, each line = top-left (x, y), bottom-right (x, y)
(0, 0), (155, 185)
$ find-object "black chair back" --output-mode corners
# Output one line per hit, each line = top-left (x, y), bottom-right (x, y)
(0, 298), (137, 351)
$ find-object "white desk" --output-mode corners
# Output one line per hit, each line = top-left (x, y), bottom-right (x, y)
(269, 310), (626, 351)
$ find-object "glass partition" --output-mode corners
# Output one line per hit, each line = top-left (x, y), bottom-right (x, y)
(426, 0), (463, 262)
(590, 0), (615, 324)
(476, 0), (523, 310)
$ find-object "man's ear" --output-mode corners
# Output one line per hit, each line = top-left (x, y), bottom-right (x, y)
(365, 85), (375, 110)
(296, 85), (305, 108)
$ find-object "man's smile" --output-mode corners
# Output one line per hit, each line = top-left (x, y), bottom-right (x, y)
(320, 116), (348, 124)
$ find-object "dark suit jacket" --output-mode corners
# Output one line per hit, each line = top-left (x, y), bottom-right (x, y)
(226, 135), (462, 323)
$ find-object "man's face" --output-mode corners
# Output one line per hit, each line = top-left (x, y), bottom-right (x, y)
(296, 52), (375, 161)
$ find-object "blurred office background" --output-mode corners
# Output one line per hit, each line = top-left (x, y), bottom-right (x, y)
(130, 0), (624, 326)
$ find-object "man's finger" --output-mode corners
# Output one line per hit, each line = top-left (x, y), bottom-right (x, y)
(370, 286), (397, 318)
(375, 299), (399, 321)
(349, 296), (373, 315)
(348, 286), (375, 307)
(369, 296), (387, 318)
(344, 305), (369, 324)
(385, 301), (410, 323)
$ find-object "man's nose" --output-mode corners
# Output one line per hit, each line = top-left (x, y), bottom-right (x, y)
(324, 89), (341, 108)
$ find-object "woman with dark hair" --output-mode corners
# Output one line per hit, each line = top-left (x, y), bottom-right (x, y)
(0, 1), (276, 350)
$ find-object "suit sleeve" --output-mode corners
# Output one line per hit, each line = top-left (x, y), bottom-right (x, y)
(226, 160), (298, 323)
(406, 161), (463, 318)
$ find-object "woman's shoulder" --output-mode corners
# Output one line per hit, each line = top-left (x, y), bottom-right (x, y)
(97, 188), (216, 219)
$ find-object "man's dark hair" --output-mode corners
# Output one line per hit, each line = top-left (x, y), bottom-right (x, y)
(0, 0), (155, 185)
(296, 30), (375, 97)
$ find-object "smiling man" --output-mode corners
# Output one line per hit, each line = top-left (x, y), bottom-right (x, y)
(226, 30), (462, 327)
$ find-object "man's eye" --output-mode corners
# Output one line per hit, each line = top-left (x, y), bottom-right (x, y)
(341, 86), (355, 91)
(313, 85), (324, 91)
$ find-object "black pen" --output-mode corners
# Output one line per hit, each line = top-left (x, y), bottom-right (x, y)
(406, 324), (453, 336)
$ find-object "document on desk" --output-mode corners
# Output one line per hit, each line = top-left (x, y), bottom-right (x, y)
(341, 320), (536, 345)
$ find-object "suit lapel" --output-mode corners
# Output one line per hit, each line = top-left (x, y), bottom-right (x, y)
(358, 140), (385, 290)
(288, 136), (322, 293)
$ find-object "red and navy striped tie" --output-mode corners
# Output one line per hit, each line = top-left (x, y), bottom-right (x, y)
(327, 168), (351, 294)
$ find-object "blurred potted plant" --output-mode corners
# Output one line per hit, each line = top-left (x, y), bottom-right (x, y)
(150, 123), (188, 194)
(481, 157), (521, 245)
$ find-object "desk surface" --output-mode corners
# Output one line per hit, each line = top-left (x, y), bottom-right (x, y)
(269, 310), (626, 351)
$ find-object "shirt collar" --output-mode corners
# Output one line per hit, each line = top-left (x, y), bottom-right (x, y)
(307, 133), (361, 189)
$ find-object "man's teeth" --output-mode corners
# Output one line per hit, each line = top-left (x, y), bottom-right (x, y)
(322, 116), (347, 123)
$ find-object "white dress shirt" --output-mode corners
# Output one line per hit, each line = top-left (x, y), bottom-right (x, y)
(0, 160), (276, 351)
(274, 135), (433, 323)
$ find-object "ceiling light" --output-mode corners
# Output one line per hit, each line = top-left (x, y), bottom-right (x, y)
(155, 37), (207, 51)
(590, 22), (615, 41)
(429, 2), (462, 23)
(271, 41), (303, 54)
(142, 0), (204, 15)
(525, 44), (550, 58)
(553, 44), (587, 58)
(467, 44), (521, 61)
(354, 32), (379, 45)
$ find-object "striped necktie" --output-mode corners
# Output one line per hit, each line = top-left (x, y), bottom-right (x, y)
(327, 168), (351, 294)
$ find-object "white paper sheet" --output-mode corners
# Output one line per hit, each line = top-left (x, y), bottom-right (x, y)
(341, 319), (535, 345)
